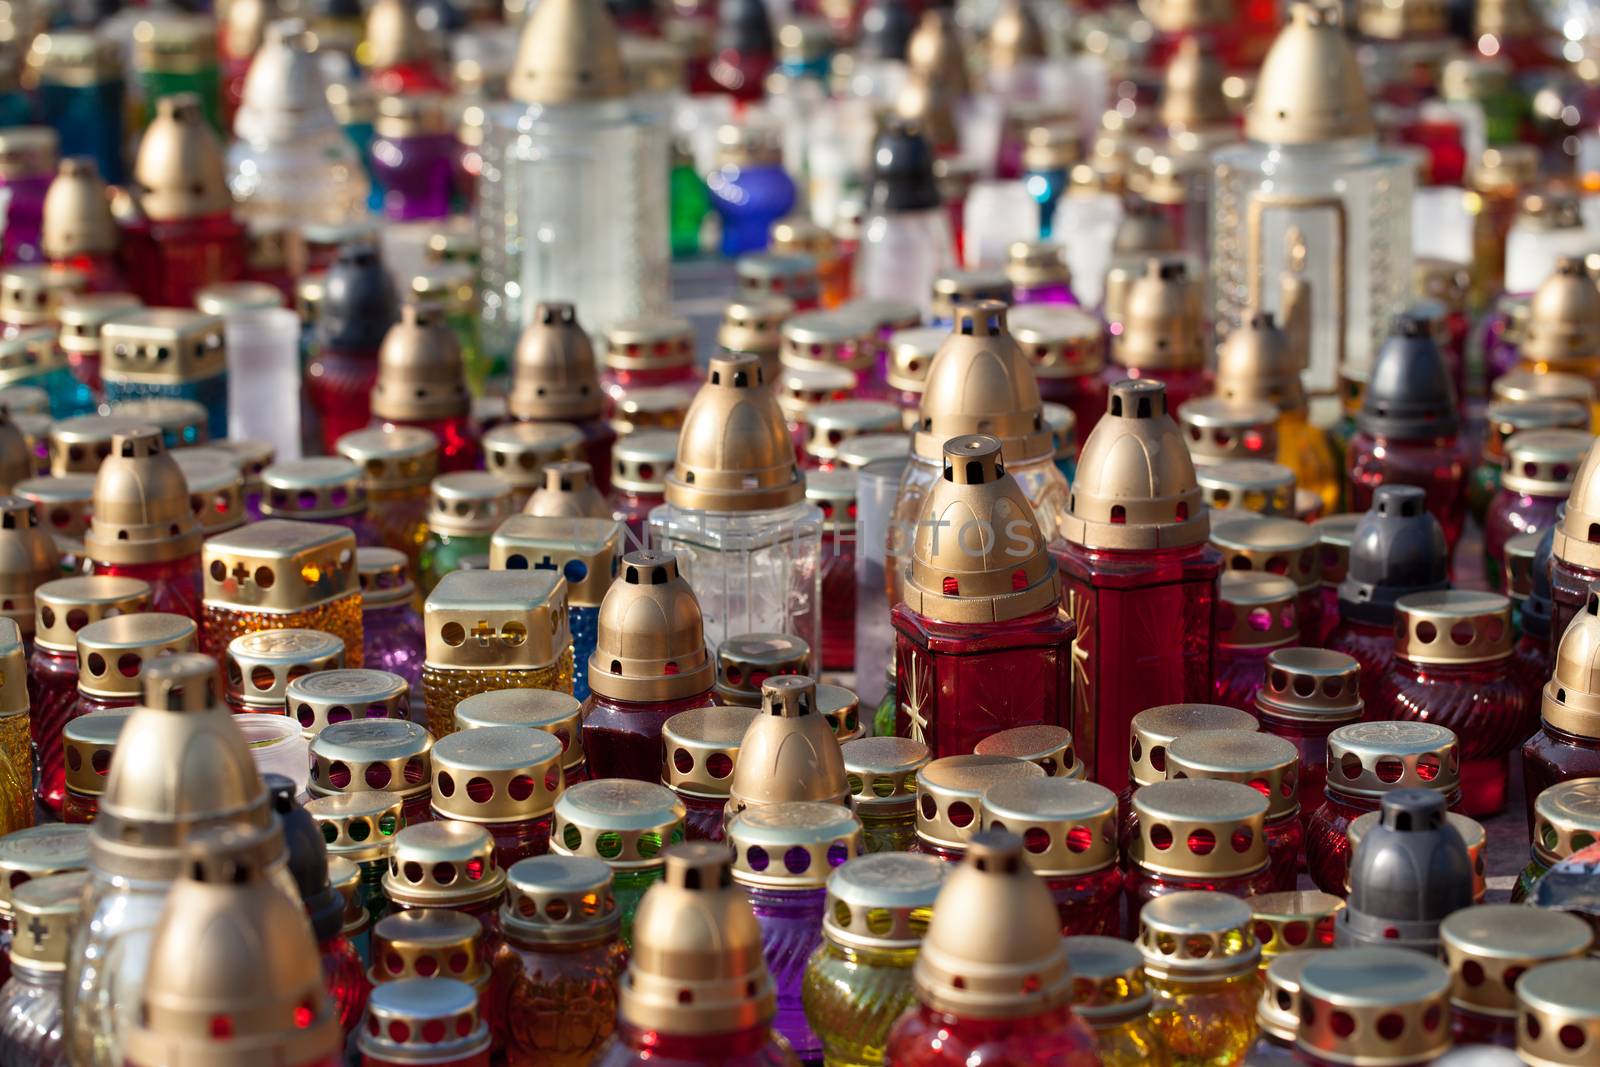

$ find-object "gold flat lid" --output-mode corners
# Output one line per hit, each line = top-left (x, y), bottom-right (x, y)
(1166, 729), (1299, 819)
(335, 426), (439, 491)
(718, 295), (793, 356)
(357, 548), (414, 610)
(1216, 572), (1300, 649)
(1312, 512), (1362, 586)
(109, 399), (207, 448)
(610, 384), (692, 438)
(913, 302), (1053, 464)
(666, 356), (804, 513)
(611, 428), (677, 493)
(62, 708), (129, 798)
(1325, 721), (1460, 799)
(1008, 305), (1106, 382)
(46, 413), (149, 474)
(1515, 959), (1600, 1067)
(428, 470), (515, 536)
(423, 569), (570, 672)
(490, 514), (620, 607)
(1129, 703), (1259, 787)
(806, 469), (860, 535)
(1502, 428), (1590, 496)
(1392, 590), (1512, 665)
(0, 263), (85, 328)
(223, 629), (345, 709)
(431, 726), (565, 824)
(979, 777), (1117, 876)
(1532, 778), (1600, 865)
(482, 422), (582, 490)
(778, 364), (854, 424)
(309, 719), (432, 800)
(914, 833), (1073, 1019)
(1130, 778), (1269, 878)
(713, 632), (811, 707)
(823, 852), (945, 950)
(739, 254), (820, 308)
(973, 724), (1080, 779)
(915, 754), (1045, 851)
(1064, 935), (1153, 1025)
(74, 612), (197, 698)
(453, 688), (584, 771)
(357, 978), (490, 1063)
(842, 736), (928, 811)
(501, 854), (618, 944)
(1247, 3), (1373, 145)
(170, 452), (243, 535)
(1138, 890), (1261, 981)
(727, 802), (862, 889)
(1441, 905), (1593, 1018)
(1255, 648), (1363, 724)
(1493, 369), (1595, 410)
(1211, 513), (1319, 593)
(1197, 461), (1296, 517)
(602, 316), (695, 374)
(662, 706), (757, 799)
(8, 870), (86, 971)
(1506, 530), (1541, 601)
(1256, 951), (1315, 1041)
(287, 669), (410, 739)
(369, 908), (487, 986)
(0, 824), (90, 917)
(929, 271), (1013, 326)
(304, 791), (405, 863)
(202, 519), (358, 613)
(1296, 949), (1450, 1067)
(802, 401), (900, 464)
(1249, 890), (1344, 958)
(382, 820), (507, 908)
(1178, 398), (1281, 466)
(34, 574), (148, 654)
(1484, 400), (1589, 464)
(551, 779), (686, 870)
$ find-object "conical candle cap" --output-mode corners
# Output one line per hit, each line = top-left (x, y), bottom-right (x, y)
(588, 550), (715, 703)
(132, 94), (230, 220)
(1160, 36), (1230, 132)
(509, 302), (604, 421)
(509, 0), (627, 104)
(370, 302), (469, 423)
(41, 157), (116, 260)
(1521, 257), (1600, 368)
(1246, 3), (1373, 145)
(913, 301), (1051, 463)
(1215, 309), (1304, 413)
(665, 355), (803, 513)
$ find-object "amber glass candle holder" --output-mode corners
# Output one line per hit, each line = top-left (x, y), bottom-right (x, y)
(1062, 935), (1170, 1067)
(842, 736), (928, 854)
(1137, 892), (1262, 1067)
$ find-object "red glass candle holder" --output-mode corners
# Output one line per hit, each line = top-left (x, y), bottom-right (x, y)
(430, 726), (565, 870)
(309, 718), (436, 828)
(1254, 649), (1364, 834)
(1212, 572), (1299, 712)
(1439, 904), (1592, 1050)
(1116, 703), (1261, 854)
(1165, 730), (1303, 892)
(1484, 429), (1587, 592)
(915, 755), (1045, 864)
(358, 976), (492, 1067)
(980, 777), (1123, 936)
(660, 706), (756, 842)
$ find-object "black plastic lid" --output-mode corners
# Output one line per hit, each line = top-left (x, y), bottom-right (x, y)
(416, 0), (467, 32)
(1523, 520), (1557, 641)
(316, 242), (399, 352)
(1337, 789), (1473, 953)
(1337, 486), (1450, 626)
(716, 0), (775, 56)
(267, 774), (345, 943)
(1357, 311), (1460, 440)
(867, 120), (941, 214)
(858, 0), (916, 60)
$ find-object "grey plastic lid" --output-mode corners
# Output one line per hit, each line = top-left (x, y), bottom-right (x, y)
(858, 0), (914, 60)
(267, 774), (344, 943)
(716, 0), (774, 56)
(1337, 486), (1450, 626)
(315, 242), (399, 351)
(1337, 789), (1473, 955)
(1523, 518), (1557, 641)
(1357, 311), (1460, 440)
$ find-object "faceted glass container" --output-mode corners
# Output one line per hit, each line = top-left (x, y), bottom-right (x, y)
(1147, 972), (1261, 1067)
(90, 557), (202, 624)
(490, 932), (628, 1066)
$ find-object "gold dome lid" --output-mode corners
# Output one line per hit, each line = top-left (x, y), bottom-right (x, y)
(371, 303), (470, 423)
(1249, 891), (1344, 959)
(491, 515), (619, 607)
(8, 870), (85, 972)
(1138, 891), (1261, 981)
(382, 820), (507, 908)
(1216, 309), (1305, 413)
(842, 736), (928, 811)
(1441, 905), (1592, 1019)
(1008, 305), (1104, 383)
(41, 157), (116, 261)
(1502, 428), (1589, 496)
(124, 823), (339, 1067)
(1160, 36), (1230, 133)
(356, 978), (491, 1064)
(662, 705), (757, 799)
(430, 725), (565, 824)
(1516, 959), (1600, 1067)
(1166, 729), (1299, 818)
(979, 777), (1117, 877)
(1484, 400), (1589, 464)
(713, 632), (811, 707)
(665, 355), (804, 513)
(1344, 808), (1486, 901)
(501, 854), (619, 944)
(1216, 571), (1300, 648)
(1197, 461), (1297, 517)
(551, 779), (686, 870)
(509, 0), (627, 104)
(611, 428), (678, 494)
(1112, 259), (1205, 373)
(973, 724), (1081, 779)
(1246, 3), (1374, 145)
(1130, 778), (1270, 878)
(201, 519), (358, 615)
(427, 471), (515, 536)
(1392, 590), (1512, 666)
(1523, 258), (1600, 367)
(727, 676), (850, 816)
(131, 94), (229, 220)
(914, 832), (1073, 1018)
(62, 708), (129, 799)
(74, 612), (197, 699)
(986, 0), (1043, 68)
(1555, 438), (1600, 570)
(369, 908), (487, 987)
(523, 460), (610, 519)
(1211, 513), (1319, 594)
(287, 669), (410, 738)
(1129, 702), (1259, 787)
(1177, 398), (1281, 466)
(357, 548), (415, 610)
(84, 427), (203, 565)
(1063, 380), (1208, 551)
(1064, 935), (1153, 1026)
(1325, 721), (1460, 800)
(618, 842), (776, 1035)
(1531, 778), (1600, 865)
(336, 426), (439, 492)
(915, 754), (1044, 851)
(309, 719), (433, 801)
(906, 9), (969, 94)
(912, 302), (1052, 464)
(602, 316), (695, 374)
(717, 295), (793, 357)
(93, 655), (271, 880)
(483, 422), (582, 494)
(0, 824), (90, 918)
(303, 791), (405, 865)
(46, 412), (149, 474)
(823, 852), (945, 950)
(453, 688), (584, 772)
(1255, 647), (1363, 724)
(902, 435), (1059, 624)
(0, 494), (58, 636)
(727, 801), (862, 889)
(586, 550), (714, 703)
(509, 303), (604, 421)
(1295, 949), (1451, 1067)
(223, 629), (345, 709)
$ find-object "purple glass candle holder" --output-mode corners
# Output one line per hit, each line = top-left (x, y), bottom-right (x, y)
(370, 95), (459, 222)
